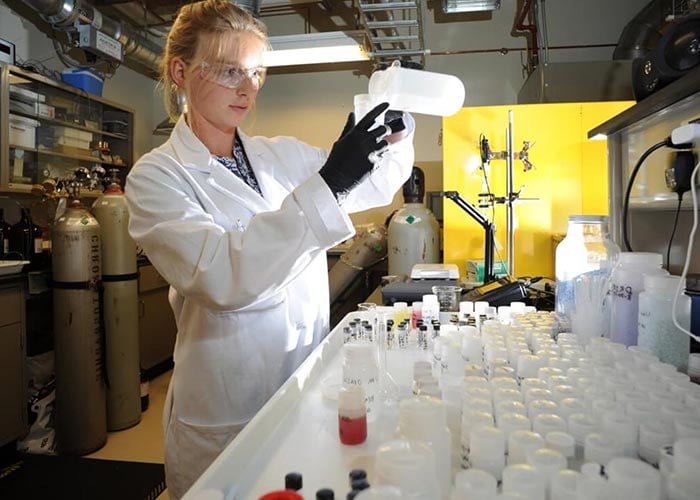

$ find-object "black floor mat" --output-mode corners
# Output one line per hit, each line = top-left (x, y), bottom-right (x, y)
(0, 453), (166, 500)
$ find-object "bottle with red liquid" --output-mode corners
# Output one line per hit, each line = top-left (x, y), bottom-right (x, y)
(338, 384), (367, 445)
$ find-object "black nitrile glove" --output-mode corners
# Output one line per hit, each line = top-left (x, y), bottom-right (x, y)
(319, 102), (391, 199)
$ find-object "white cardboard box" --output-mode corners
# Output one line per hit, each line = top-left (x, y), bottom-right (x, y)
(9, 114), (39, 149)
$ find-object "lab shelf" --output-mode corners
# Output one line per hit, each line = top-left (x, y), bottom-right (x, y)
(0, 62), (134, 193)
(10, 144), (127, 167)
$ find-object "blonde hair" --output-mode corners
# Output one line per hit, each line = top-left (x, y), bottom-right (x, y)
(161, 0), (269, 120)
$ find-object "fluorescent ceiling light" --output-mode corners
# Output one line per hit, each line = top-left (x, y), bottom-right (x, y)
(590, 133), (607, 141)
(263, 31), (369, 67)
(443, 0), (500, 14)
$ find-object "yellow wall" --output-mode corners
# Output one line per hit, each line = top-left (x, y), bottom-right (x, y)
(442, 102), (633, 280)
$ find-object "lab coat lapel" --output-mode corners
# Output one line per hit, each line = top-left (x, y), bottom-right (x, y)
(170, 116), (271, 213)
(207, 160), (271, 213)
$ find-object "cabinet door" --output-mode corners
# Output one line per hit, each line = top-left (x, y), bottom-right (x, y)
(0, 322), (26, 446)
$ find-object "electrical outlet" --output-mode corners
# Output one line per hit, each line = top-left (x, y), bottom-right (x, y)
(665, 150), (696, 195)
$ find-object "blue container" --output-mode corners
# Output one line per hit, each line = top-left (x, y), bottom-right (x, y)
(61, 68), (104, 96)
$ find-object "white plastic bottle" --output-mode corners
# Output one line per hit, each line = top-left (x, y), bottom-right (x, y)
(637, 274), (691, 370)
(396, 396), (452, 499)
(342, 343), (379, 419)
(609, 252), (666, 346)
(368, 60), (465, 117)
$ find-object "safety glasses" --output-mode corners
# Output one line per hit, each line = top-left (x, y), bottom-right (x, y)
(199, 61), (267, 89)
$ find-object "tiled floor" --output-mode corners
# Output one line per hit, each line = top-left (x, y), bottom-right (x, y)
(86, 370), (172, 500)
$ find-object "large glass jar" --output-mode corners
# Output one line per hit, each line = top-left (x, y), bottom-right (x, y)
(555, 215), (619, 341)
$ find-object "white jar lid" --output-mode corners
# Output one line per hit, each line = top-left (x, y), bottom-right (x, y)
(617, 252), (663, 267)
(545, 431), (575, 458)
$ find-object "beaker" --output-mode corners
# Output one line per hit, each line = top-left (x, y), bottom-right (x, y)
(431, 285), (462, 312)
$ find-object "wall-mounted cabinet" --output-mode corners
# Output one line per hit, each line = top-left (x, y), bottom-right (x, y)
(0, 64), (134, 195)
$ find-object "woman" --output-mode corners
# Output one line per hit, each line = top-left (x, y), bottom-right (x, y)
(125, 0), (414, 497)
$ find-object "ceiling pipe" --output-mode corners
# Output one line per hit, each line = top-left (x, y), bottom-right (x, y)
(20, 0), (162, 76)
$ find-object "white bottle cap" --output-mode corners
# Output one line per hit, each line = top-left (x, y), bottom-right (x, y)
(490, 377), (519, 391)
(674, 415), (700, 439)
(461, 410), (494, 448)
(606, 457), (662, 500)
(626, 399), (659, 425)
(545, 431), (575, 458)
(532, 413), (567, 436)
(374, 439), (439, 498)
(600, 411), (637, 451)
(343, 342), (377, 365)
(528, 399), (559, 420)
(638, 420), (674, 465)
(584, 432), (625, 466)
(551, 384), (577, 403)
(398, 396), (446, 442)
(526, 447), (566, 482)
(494, 387), (523, 404)
(354, 486), (402, 500)
(459, 300), (474, 315)
(469, 426), (506, 480)
(674, 437), (700, 478)
(474, 300), (489, 315)
(501, 464), (546, 500)
(462, 397), (493, 415)
(524, 388), (554, 407)
(550, 469), (581, 500)
(520, 377), (549, 394)
(558, 397), (585, 421)
(495, 400), (527, 421)
(452, 469), (497, 500)
(508, 430), (545, 465)
(568, 413), (598, 445)
(517, 354), (543, 379)
(464, 363), (485, 378)
(497, 412), (531, 440)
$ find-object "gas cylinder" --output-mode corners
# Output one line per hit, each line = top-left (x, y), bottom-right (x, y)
(387, 166), (440, 278)
(328, 224), (387, 305)
(92, 173), (141, 431)
(52, 198), (106, 455)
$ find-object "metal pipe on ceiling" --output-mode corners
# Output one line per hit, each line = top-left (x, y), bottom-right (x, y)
(21, 0), (163, 75)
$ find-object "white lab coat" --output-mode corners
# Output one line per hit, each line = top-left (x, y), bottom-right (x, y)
(125, 114), (414, 498)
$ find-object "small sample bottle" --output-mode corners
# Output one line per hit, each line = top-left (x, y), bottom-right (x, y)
(342, 343), (379, 417)
(338, 384), (367, 445)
